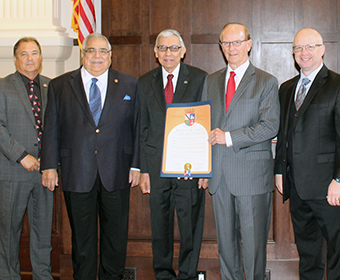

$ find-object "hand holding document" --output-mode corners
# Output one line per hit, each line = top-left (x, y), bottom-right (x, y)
(161, 101), (212, 178)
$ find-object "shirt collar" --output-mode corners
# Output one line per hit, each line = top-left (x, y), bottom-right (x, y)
(162, 63), (180, 79)
(81, 67), (109, 86)
(300, 62), (323, 83)
(227, 60), (250, 77)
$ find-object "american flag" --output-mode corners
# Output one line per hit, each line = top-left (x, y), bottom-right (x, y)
(71, 0), (96, 49)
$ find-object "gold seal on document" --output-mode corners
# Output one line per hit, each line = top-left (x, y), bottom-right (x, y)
(184, 163), (192, 171)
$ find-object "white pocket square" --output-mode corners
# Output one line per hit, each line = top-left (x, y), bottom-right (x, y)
(123, 94), (131, 100)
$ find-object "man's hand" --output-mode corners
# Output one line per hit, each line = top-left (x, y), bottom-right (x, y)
(327, 179), (340, 206)
(42, 169), (58, 192)
(20, 154), (40, 171)
(198, 178), (209, 189)
(274, 174), (283, 195)
(139, 173), (151, 194)
(129, 169), (140, 187)
(208, 128), (226, 146)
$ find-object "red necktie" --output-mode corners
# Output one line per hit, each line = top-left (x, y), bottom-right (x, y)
(164, 74), (174, 104)
(226, 71), (236, 112)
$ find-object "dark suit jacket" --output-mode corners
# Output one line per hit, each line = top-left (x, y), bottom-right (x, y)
(40, 68), (139, 193)
(275, 65), (340, 201)
(0, 72), (49, 181)
(138, 62), (207, 188)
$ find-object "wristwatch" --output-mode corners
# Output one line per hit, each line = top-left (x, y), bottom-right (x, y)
(335, 178), (340, 183)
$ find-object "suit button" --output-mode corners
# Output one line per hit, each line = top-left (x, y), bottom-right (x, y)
(96, 129), (100, 133)
(295, 113), (298, 117)
(94, 151), (97, 154)
(34, 143), (38, 146)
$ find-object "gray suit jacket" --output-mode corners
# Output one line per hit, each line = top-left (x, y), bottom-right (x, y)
(0, 71), (49, 181)
(202, 63), (280, 195)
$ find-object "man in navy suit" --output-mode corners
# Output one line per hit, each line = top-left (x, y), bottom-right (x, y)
(275, 28), (340, 280)
(40, 33), (140, 280)
(137, 29), (208, 280)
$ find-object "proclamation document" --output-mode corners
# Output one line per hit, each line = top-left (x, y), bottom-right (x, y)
(161, 101), (212, 178)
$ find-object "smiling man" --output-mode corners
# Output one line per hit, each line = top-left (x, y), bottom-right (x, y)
(202, 23), (280, 279)
(40, 33), (140, 280)
(275, 28), (340, 280)
(137, 29), (207, 280)
(0, 37), (53, 279)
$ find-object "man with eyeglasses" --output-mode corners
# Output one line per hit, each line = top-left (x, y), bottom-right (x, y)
(40, 33), (140, 280)
(137, 29), (207, 280)
(202, 22), (280, 279)
(275, 28), (340, 280)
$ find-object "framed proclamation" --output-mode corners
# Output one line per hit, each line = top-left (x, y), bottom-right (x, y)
(161, 100), (212, 178)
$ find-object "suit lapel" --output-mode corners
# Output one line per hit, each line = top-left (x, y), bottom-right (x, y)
(39, 76), (49, 125)
(12, 72), (35, 125)
(297, 66), (327, 117)
(226, 63), (255, 117)
(69, 69), (96, 126)
(173, 62), (189, 103)
(100, 69), (119, 122)
(151, 67), (166, 113)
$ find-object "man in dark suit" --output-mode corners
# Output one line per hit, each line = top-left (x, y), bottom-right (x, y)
(137, 29), (208, 280)
(0, 37), (53, 279)
(202, 23), (280, 279)
(40, 33), (140, 280)
(275, 28), (340, 280)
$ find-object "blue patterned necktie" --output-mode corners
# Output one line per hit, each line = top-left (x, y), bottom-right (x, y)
(295, 78), (311, 110)
(89, 78), (102, 126)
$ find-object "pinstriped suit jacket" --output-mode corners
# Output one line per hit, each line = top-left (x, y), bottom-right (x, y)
(202, 62), (280, 196)
(0, 71), (49, 181)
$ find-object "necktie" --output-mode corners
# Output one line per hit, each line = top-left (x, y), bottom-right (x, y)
(295, 78), (311, 110)
(164, 74), (174, 104)
(89, 78), (102, 126)
(226, 71), (236, 112)
(29, 81), (43, 154)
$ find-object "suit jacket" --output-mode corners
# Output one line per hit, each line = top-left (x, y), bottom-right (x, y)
(138, 62), (207, 188)
(274, 65), (340, 201)
(40, 68), (139, 193)
(0, 71), (49, 181)
(202, 62), (280, 195)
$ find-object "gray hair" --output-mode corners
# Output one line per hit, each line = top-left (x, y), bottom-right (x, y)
(82, 33), (111, 51)
(155, 29), (185, 48)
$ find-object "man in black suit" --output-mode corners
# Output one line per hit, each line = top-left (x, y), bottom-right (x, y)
(40, 33), (140, 280)
(137, 29), (208, 280)
(275, 28), (340, 280)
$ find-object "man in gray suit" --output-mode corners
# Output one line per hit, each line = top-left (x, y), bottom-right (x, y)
(202, 23), (280, 279)
(0, 37), (53, 279)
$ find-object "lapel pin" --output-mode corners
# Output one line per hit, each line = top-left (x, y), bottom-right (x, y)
(114, 79), (119, 83)
(184, 80), (188, 84)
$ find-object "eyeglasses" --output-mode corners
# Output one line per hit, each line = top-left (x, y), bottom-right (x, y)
(292, 44), (323, 53)
(157, 45), (182, 52)
(219, 40), (248, 48)
(83, 48), (111, 56)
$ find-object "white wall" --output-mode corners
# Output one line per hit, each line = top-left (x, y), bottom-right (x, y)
(0, 0), (102, 79)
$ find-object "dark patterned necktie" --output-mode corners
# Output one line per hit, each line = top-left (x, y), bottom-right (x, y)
(89, 78), (102, 126)
(29, 80), (43, 154)
(295, 78), (311, 110)
(164, 74), (174, 104)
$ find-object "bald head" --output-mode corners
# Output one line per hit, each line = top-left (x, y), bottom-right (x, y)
(293, 28), (325, 76)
